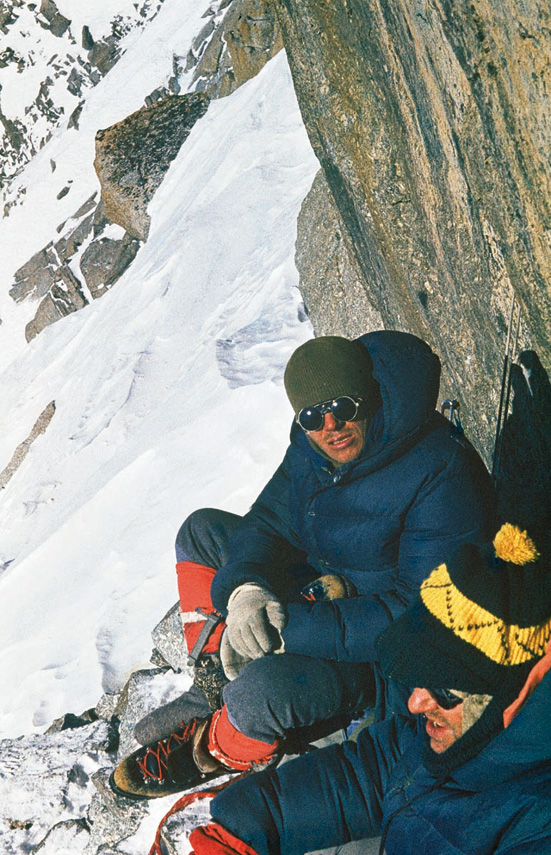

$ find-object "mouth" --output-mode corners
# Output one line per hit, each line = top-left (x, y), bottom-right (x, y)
(425, 715), (450, 741)
(327, 433), (354, 448)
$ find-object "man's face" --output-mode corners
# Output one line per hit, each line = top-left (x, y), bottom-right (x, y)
(307, 411), (367, 464)
(408, 688), (464, 753)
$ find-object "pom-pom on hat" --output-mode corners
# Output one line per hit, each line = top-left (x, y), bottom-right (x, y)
(283, 336), (377, 415)
(493, 523), (540, 565)
(377, 522), (551, 706)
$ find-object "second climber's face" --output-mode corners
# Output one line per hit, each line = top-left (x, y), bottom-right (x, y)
(407, 688), (464, 753)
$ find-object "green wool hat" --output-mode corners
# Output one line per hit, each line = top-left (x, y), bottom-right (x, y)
(284, 336), (376, 415)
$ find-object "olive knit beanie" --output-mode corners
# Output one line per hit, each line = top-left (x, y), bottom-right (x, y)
(284, 336), (376, 415)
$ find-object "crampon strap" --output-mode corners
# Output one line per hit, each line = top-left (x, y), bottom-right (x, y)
(148, 772), (253, 855)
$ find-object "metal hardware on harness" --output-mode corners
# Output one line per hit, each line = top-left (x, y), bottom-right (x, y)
(187, 609), (223, 666)
(492, 292), (521, 486)
(440, 399), (462, 432)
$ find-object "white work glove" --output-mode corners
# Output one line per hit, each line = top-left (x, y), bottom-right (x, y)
(225, 583), (287, 660)
(220, 629), (253, 681)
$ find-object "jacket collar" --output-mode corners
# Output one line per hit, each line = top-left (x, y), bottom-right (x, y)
(449, 668), (551, 790)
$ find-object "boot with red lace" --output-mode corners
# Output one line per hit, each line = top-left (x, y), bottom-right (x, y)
(109, 706), (280, 800)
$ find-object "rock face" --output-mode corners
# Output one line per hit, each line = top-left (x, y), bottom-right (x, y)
(0, 401), (56, 489)
(94, 92), (210, 241)
(275, 0), (551, 483)
(189, 0), (283, 98)
(9, 195), (141, 341)
(296, 170), (383, 338)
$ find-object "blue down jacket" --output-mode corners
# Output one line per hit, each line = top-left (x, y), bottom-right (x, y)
(211, 670), (551, 855)
(211, 331), (495, 661)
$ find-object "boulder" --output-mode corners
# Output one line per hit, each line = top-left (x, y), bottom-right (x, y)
(94, 92), (210, 240)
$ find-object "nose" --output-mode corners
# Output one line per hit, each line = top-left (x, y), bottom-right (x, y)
(408, 688), (438, 715)
(323, 412), (343, 431)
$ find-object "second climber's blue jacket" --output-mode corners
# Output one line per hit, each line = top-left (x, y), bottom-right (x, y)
(210, 669), (551, 855)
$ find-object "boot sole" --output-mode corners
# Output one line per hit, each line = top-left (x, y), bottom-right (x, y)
(108, 768), (233, 800)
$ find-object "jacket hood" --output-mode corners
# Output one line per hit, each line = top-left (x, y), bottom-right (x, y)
(357, 330), (441, 443)
(451, 667), (551, 790)
(290, 330), (441, 469)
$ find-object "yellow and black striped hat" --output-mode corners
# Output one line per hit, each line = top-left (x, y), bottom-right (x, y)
(378, 523), (551, 703)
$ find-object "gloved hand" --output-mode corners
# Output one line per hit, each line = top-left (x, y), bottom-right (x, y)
(225, 583), (287, 660)
(220, 629), (253, 680)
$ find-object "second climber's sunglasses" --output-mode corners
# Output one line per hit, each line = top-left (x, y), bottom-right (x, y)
(428, 688), (464, 710)
(296, 396), (363, 432)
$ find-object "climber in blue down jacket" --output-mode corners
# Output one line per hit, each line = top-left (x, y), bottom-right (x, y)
(189, 521), (551, 855)
(110, 331), (496, 801)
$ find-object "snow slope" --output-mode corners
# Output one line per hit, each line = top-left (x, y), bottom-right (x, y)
(0, 0), (224, 360)
(0, 0), (319, 739)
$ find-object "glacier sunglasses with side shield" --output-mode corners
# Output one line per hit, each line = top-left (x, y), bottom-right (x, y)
(296, 396), (364, 432)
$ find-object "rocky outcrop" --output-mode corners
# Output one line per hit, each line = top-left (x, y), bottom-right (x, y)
(0, 1), (166, 191)
(6, 0), (285, 341)
(24, 267), (88, 342)
(0, 0), (23, 33)
(10, 194), (141, 341)
(79, 232), (141, 300)
(189, 0), (283, 99)
(90, 0), (284, 246)
(38, 0), (70, 38)
(0, 601), (364, 854)
(94, 92), (210, 241)
(0, 605), (201, 855)
(0, 401), (56, 489)
(275, 0), (551, 475)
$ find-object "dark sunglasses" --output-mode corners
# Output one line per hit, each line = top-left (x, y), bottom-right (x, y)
(296, 396), (363, 432)
(428, 688), (464, 710)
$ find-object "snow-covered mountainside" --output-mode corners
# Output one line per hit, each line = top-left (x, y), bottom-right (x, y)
(0, 0), (168, 190)
(0, 0), (318, 745)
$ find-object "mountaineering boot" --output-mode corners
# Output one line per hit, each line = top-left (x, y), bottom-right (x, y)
(110, 715), (227, 799)
(110, 707), (280, 800)
(134, 654), (227, 745)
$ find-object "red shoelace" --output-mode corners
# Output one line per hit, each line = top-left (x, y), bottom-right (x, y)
(138, 719), (199, 782)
